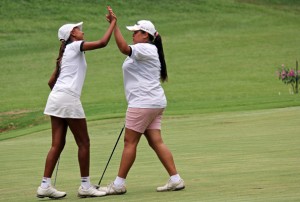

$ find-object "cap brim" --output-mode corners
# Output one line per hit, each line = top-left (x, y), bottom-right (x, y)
(74, 22), (83, 31)
(126, 24), (140, 32)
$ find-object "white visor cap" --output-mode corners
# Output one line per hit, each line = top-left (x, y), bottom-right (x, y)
(58, 22), (83, 41)
(126, 20), (156, 36)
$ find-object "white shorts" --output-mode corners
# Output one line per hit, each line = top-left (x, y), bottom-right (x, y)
(44, 90), (85, 118)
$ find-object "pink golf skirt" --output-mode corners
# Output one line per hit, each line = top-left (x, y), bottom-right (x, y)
(125, 108), (164, 133)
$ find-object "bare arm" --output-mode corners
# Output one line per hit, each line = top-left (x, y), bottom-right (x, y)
(114, 25), (131, 56)
(48, 67), (59, 90)
(82, 6), (117, 51)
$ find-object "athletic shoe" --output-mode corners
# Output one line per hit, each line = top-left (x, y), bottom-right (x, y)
(78, 186), (106, 198)
(36, 186), (66, 199)
(99, 182), (127, 195)
(156, 179), (185, 192)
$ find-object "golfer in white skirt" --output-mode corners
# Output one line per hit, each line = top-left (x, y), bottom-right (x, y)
(37, 6), (116, 199)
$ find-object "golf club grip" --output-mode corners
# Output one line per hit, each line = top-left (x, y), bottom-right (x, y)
(98, 125), (125, 186)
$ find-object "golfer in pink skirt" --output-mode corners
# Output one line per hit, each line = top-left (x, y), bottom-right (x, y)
(99, 19), (185, 195)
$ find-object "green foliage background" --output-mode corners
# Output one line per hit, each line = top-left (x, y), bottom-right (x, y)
(1, 0), (300, 136)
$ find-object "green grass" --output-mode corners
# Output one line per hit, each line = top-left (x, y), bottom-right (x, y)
(1, 0), (300, 201)
(1, 0), (300, 135)
(1, 107), (300, 201)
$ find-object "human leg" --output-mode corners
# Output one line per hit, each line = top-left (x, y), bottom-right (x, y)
(144, 129), (178, 176)
(66, 118), (106, 197)
(66, 118), (90, 177)
(100, 108), (162, 194)
(116, 109), (163, 182)
(43, 116), (68, 178)
(37, 116), (67, 199)
(144, 129), (185, 191)
(99, 128), (142, 195)
(118, 128), (142, 178)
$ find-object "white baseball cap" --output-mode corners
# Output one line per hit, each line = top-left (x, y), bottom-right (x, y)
(58, 22), (83, 41)
(126, 20), (156, 36)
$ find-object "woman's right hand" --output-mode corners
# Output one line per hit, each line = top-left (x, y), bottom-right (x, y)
(106, 6), (117, 23)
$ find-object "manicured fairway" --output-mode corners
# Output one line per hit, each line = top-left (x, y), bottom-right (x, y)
(1, 107), (299, 202)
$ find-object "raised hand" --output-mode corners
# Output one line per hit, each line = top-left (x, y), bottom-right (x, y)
(106, 6), (117, 23)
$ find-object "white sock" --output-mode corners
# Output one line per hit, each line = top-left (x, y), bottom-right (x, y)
(114, 176), (125, 187)
(41, 177), (51, 189)
(170, 174), (181, 183)
(81, 176), (91, 190)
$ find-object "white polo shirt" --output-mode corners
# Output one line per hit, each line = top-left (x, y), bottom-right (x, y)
(122, 43), (167, 108)
(53, 40), (87, 97)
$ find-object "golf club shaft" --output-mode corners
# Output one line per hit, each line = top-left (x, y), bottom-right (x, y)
(98, 125), (125, 186)
(53, 156), (60, 187)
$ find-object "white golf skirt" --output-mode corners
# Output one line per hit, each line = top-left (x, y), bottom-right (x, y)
(44, 90), (85, 118)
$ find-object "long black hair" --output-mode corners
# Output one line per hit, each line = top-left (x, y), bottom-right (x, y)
(149, 33), (168, 82)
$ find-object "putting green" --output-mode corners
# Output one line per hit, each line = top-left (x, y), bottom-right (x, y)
(1, 107), (299, 201)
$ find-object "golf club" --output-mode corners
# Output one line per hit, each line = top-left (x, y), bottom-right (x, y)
(53, 157), (60, 187)
(97, 125), (125, 187)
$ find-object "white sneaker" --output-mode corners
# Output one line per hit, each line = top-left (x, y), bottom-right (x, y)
(78, 186), (106, 198)
(99, 182), (127, 195)
(36, 186), (66, 199)
(157, 179), (185, 192)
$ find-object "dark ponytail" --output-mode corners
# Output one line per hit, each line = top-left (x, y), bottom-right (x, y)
(56, 40), (67, 75)
(48, 40), (66, 89)
(149, 33), (168, 82)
